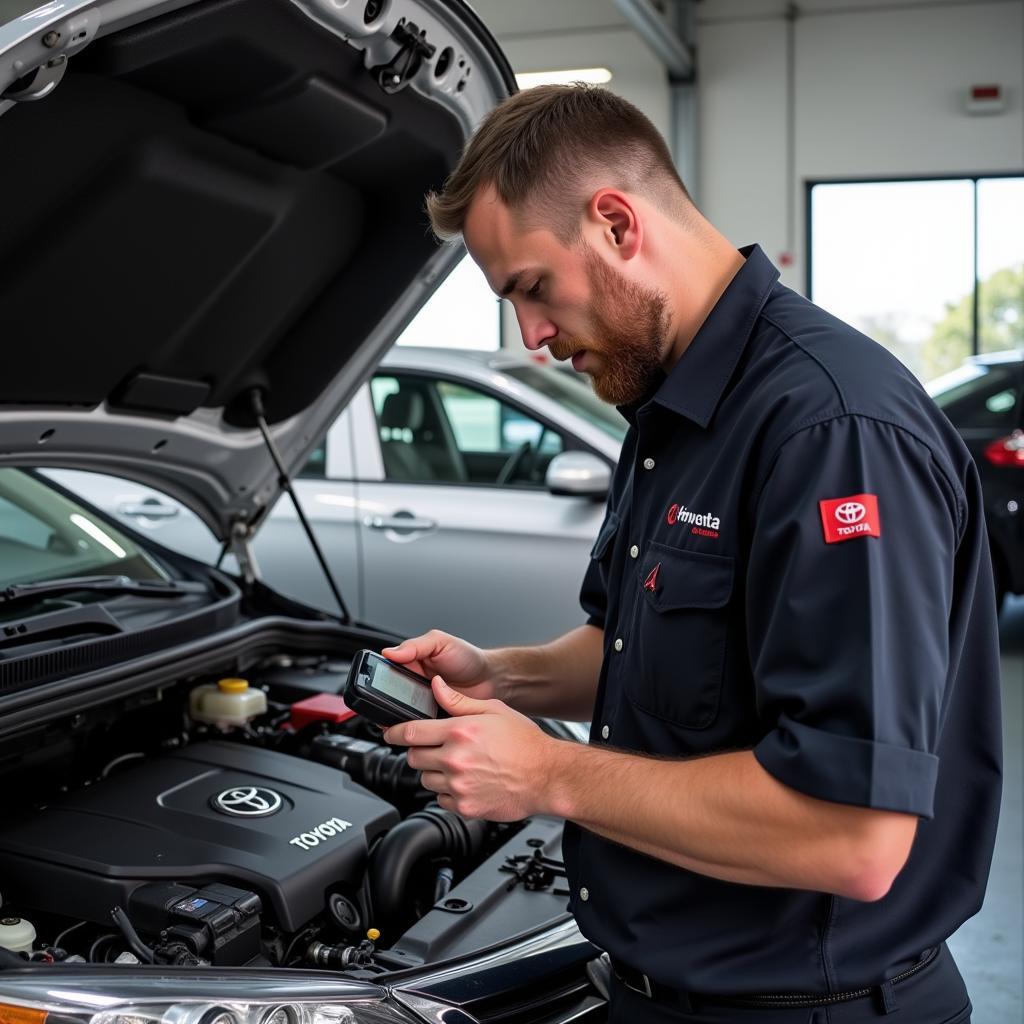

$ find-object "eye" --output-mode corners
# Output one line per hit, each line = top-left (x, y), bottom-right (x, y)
(526, 280), (542, 298)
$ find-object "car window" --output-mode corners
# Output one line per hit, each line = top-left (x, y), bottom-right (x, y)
(0, 469), (168, 588)
(370, 374), (467, 484)
(436, 379), (566, 485)
(929, 361), (1021, 430)
(369, 373), (566, 486)
(371, 377), (404, 439)
(297, 439), (327, 479)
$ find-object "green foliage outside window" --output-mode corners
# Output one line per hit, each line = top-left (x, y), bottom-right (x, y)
(921, 264), (1024, 381)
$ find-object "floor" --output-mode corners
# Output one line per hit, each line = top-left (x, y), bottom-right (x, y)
(947, 596), (1024, 1022)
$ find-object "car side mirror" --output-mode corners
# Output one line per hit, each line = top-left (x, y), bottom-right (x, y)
(545, 451), (612, 499)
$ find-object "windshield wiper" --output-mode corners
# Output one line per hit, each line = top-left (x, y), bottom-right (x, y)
(0, 575), (209, 610)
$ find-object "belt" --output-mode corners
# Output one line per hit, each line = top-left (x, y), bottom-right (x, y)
(611, 945), (941, 1015)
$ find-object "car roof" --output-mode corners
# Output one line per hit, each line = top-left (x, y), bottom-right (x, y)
(382, 345), (549, 370)
(378, 346), (623, 457)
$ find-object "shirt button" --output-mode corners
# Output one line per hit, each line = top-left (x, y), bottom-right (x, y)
(629, 544), (639, 558)
(601, 725), (610, 740)
(580, 887), (590, 902)
(614, 638), (624, 652)
(643, 457), (655, 470)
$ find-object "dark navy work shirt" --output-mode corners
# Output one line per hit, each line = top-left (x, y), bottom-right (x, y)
(564, 245), (1003, 995)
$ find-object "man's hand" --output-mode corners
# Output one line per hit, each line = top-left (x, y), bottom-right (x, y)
(383, 675), (559, 821)
(383, 624), (605, 721)
(382, 631), (500, 702)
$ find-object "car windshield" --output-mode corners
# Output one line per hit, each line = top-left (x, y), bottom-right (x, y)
(502, 364), (629, 443)
(0, 469), (169, 589)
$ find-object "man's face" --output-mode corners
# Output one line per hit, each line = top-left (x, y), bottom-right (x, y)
(464, 187), (671, 406)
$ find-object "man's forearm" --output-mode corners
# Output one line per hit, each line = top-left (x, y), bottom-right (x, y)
(490, 624), (603, 721)
(542, 743), (918, 901)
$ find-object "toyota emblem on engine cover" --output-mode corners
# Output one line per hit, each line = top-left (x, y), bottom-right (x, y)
(212, 786), (283, 817)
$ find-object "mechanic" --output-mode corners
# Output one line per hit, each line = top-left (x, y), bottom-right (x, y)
(381, 85), (1002, 1023)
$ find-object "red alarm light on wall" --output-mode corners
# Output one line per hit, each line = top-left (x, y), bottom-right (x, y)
(966, 84), (1005, 115)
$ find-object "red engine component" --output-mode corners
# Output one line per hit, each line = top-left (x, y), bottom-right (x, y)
(289, 693), (358, 731)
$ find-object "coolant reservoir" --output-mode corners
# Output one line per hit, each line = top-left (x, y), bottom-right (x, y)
(189, 678), (267, 728)
(0, 917), (36, 954)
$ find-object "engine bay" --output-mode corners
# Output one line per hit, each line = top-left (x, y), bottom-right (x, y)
(0, 647), (571, 974)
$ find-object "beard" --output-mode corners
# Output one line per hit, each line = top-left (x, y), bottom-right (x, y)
(547, 245), (671, 406)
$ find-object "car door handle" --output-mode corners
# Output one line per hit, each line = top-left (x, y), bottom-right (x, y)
(117, 501), (180, 519)
(365, 514), (437, 532)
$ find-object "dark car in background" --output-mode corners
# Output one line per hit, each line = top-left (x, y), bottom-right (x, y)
(928, 350), (1024, 606)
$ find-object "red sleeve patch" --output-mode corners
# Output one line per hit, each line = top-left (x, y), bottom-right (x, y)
(819, 494), (881, 544)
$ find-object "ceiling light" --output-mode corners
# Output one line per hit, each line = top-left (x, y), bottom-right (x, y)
(515, 68), (613, 89)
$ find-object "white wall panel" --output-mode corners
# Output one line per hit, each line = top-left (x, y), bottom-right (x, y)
(796, 5), (1024, 179)
(697, 16), (789, 261)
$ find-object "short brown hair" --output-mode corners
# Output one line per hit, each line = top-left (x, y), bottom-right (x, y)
(426, 84), (692, 243)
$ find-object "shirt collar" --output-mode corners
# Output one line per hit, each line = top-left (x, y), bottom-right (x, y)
(619, 244), (780, 430)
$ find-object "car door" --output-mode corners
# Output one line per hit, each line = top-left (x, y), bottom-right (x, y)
(354, 370), (609, 648)
(249, 410), (361, 619)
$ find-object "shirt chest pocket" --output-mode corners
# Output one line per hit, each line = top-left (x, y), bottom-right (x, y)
(628, 544), (734, 729)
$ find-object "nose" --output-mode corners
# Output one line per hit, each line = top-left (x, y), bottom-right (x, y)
(517, 309), (558, 351)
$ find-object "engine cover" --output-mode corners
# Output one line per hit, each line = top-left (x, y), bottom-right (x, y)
(0, 741), (399, 932)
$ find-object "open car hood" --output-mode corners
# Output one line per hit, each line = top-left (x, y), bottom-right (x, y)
(0, 0), (512, 540)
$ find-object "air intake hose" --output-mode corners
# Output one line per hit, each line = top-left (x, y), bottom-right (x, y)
(367, 806), (486, 926)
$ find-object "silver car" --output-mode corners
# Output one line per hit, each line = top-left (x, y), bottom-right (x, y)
(49, 347), (625, 646)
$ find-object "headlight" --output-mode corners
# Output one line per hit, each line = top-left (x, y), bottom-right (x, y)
(0, 972), (443, 1024)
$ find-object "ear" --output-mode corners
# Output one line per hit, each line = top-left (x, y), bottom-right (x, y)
(588, 189), (642, 261)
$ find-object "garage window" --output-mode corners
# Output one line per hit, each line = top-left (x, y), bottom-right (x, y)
(809, 175), (1024, 384)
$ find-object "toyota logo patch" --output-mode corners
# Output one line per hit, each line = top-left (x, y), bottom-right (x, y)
(819, 494), (881, 544)
(834, 501), (867, 525)
(212, 786), (283, 817)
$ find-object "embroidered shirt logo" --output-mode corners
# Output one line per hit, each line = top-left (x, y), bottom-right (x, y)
(644, 564), (661, 591)
(819, 494), (881, 544)
(666, 503), (721, 538)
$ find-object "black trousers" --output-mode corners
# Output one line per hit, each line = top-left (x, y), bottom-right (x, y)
(608, 944), (971, 1024)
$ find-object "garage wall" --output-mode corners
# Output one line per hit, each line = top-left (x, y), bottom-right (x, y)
(461, 0), (1023, 332)
(697, 0), (1024, 291)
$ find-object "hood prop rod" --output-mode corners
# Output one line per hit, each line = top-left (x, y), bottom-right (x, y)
(250, 389), (349, 623)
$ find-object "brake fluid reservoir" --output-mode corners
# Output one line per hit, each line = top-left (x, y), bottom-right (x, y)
(189, 678), (267, 728)
(0, 917), (36, 953)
